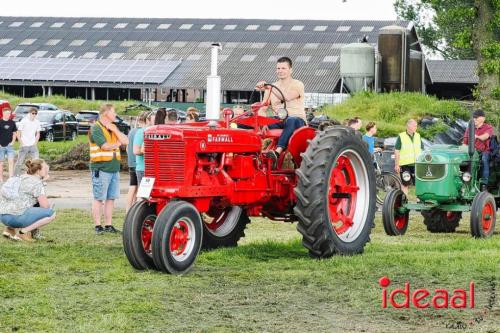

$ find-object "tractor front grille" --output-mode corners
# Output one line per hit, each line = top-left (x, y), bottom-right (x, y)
(416, 163), (446, 180)
(144, 140), (185, 184)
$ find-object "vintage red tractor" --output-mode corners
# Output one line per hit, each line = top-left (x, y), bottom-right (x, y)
(123, 96), (376, 274)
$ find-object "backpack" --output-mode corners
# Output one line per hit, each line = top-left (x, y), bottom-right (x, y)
(1, 176), (22, 200)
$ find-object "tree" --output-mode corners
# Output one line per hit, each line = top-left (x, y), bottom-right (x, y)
(395, 0), (499, 113)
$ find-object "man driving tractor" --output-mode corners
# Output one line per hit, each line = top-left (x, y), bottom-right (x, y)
(256, 57), (306, 168)
(463, 109), (495, 191)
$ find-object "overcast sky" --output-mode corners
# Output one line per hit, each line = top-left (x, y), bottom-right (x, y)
(1, 0), (399, 20)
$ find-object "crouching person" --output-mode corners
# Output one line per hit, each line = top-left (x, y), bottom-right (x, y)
(0, 159), (55, 241)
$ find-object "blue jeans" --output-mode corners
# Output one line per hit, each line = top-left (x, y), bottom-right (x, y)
(1, 207), (55, 228)
(268, 117), (306, 149)
(91, 170), (120, 201)
(481, 151), (490, 183)
(0, 145), (15, 161)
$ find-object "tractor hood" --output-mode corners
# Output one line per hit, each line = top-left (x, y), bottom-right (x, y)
(417, 144), (470, 164)
(144, 123), (262, 153)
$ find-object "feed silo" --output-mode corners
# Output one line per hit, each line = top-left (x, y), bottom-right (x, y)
(378, 25), (409, 92)
(340, 43), (375, 93)
(408, 50), (424, 92)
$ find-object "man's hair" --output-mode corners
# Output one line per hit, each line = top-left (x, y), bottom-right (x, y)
(366, 121), (376, 132)
(99, 103), (114, 116)
(347, 118), (359, 127)
(167, 110), (177, 122)
(277, 57), (292, 68)
(407, 119), (417, 126)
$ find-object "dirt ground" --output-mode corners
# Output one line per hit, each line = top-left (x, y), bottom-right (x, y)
(45, 170), (129, 209)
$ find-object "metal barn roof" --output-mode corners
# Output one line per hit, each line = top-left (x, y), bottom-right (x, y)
(0, 17), (415, 92)
(426, 60), (478, 84)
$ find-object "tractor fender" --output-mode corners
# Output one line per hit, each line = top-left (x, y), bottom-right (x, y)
(287, 127), (316, 166)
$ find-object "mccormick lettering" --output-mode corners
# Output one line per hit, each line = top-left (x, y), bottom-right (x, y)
(146, 134), (170, 140)
(379, 276), (474, 309)
(207, 134), (233, 143)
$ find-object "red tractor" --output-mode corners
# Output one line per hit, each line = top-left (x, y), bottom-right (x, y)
(123, 83), (377, 274)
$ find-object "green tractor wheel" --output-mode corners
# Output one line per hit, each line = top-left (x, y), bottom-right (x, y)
(470, 191), (496, 238)
(382, 189), (409, 236)
(421, 209), (461, 233)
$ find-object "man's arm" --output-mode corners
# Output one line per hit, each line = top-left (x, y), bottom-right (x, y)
(35, 131), (40, 144)
(476, 132), (491, 141)
(394, 150), (400, 173)
(280, 80), (304, 102)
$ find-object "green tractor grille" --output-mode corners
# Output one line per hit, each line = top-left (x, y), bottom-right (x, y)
(416, 163), (447, 180)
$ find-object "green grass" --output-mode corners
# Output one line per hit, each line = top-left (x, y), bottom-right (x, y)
(0, 210), (498, 332)
(11, 135), (88, 162)
(322, 92), (472, 138)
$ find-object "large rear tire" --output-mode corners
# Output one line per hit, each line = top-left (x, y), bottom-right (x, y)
(152, 201), (203, 274)
(382, 189), (409, 236)
(201, 206), (249, 250)
(294, 126), (376, 258)
(470, 191), (496, 238)
(122, 200), (157, 270)
(422, 209), (461, 233)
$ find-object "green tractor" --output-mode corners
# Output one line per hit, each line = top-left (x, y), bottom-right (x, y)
(382, 119), (498, 238)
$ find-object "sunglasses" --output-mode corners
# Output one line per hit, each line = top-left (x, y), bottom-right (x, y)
(31, 112), (38, 115)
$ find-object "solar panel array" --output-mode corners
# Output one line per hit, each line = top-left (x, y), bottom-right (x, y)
(0, 57), (180, 84)
(0, 17), (416, 92)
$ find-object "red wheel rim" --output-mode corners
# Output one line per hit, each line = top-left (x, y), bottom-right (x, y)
(328, 156), (359, 235)
(393, 194), (407, 230)
(141, 216), (155, 255)
(446, 212), (456, 221)
(169, 220), (190, 256)
(481, 202), (494, 233)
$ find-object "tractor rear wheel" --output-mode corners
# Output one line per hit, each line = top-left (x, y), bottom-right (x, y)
(294, 126), (376, 258)
(382, 189), (409, 236)
(421, 209), (461, 233)
(152, 201), (203, 274)
(123, 200), (157, 270)
(201, 206), (249, 250)
(470, 191), (496, 238)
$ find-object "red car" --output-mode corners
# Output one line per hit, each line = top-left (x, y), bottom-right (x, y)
(0, 100), (13, 119)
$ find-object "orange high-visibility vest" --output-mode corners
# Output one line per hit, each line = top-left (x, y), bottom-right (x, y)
(89, 121), (121, 162)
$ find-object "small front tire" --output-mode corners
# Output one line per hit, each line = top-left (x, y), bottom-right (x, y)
(470, 191), (496, 238)
(382, 189), (409, 236)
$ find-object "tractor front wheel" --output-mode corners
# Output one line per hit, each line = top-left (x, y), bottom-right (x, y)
(122, 200), (157, 270)
(152, 201), (203, 274)
(202, 206), (249, 250)
(422, 209), (461, 233)
(470, 191), (496, 238)
(382, 189), (409, 236)
(294, 126), (376, 258)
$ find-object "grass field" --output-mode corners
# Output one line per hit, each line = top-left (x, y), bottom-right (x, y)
(0, 210), (498, 332)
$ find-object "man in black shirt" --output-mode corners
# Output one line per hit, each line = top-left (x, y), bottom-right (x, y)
(0, 108), (17, 182)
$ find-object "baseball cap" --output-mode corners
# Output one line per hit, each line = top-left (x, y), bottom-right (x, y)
(473, 109), (485, 118)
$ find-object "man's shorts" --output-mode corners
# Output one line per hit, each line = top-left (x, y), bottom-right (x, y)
(91, 169), (120, 201)
(1, 207), (55, 228)
(129, 167), (138, 186)
(0, 145), (15, 161)
(400, 165), (415, 186)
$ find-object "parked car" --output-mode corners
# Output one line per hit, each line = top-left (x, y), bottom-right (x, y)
(76, 110), (130, 135)
(37, 111), (79, 141)
(13, 103), (59, 122)
(0, 100), (13, 119)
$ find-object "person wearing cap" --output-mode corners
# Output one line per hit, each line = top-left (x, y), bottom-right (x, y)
(394, 119), (424, 195)
(463, 109), (495, 190)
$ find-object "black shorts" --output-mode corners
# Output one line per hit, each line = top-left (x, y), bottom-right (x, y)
(400, 165), (415, 186)
(129, 167), (138, 186)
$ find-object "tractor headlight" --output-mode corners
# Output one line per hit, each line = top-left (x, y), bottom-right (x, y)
(277, 108), (288, 120)
(462, 172), (472, 182)
(402, 171), (412, 182)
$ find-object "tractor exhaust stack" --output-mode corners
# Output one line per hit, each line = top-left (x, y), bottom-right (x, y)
(206, 43), (222, 121)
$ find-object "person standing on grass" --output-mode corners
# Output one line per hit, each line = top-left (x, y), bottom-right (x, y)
(125, 111), (147, 212)
(0, 159), (55, 242)
(89, 104), (129, 235)
(394, 119), (424, 195)
(14, 108), (41, 176)
(0, 108), (17, 182)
